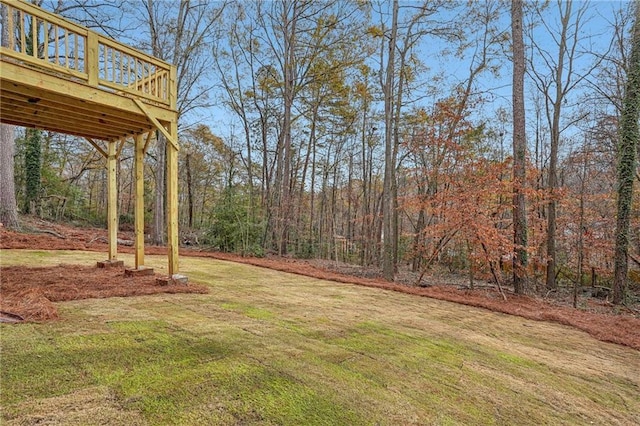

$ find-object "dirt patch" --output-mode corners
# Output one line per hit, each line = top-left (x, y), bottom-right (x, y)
(1, 217), (639, 350)
(0, 264), (208, 322)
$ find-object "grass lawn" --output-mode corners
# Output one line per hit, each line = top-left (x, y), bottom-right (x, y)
(1, 250), (639, 425)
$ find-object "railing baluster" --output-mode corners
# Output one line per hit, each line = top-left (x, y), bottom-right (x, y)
(145, 63), (148, 93)
(64, 28), (68, 68)
(43, 19), (47, 60)
(100, 43), (104, 79)
(134, 58), (139, 90)
(45, 19), (51, 61)
(73, 32), (78, 70)
(119, 50), (123, 85)
(106, 45), (109, 79)
(111, 46), (115, 82)
(70, 31), (75, 69)
(54, 24), (59, 65)
(106, 46), (109, 81)
(125, 53), (129, 85)
(80, 34), (85, 71)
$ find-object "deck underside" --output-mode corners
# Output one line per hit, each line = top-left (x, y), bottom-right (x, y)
(0, 60), (173, 141)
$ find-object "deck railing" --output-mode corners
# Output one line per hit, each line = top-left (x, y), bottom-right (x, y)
(0, 0), (173, 107)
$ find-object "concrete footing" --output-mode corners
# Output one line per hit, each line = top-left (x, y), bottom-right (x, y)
(97, 259), (124, 268)
(156, 274), (189, 286)
(124, 266), (155, 277)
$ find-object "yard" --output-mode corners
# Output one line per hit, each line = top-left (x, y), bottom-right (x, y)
(1, 249), (638, 425)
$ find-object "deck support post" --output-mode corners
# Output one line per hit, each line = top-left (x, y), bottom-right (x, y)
(166, 121), (179, 276)
(107, 140), (118, 261)
(134, 133), (145, 268)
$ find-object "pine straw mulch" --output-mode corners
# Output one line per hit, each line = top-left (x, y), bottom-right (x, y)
(1, 218), (639, 351)
(0, 264), (208, 322)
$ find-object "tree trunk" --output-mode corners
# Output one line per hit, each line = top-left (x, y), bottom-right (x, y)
(545, 1), (572, 290)
(360, 104), (371, 266)
(309, 133), (317, 256)
(412, 206), (426, 272)
(24, 128), (42, 215)
(300, 95), (319, 254)
(512, 0), (528, 294)
(186, 151), (194, 228)
(347, 154), (354, 241)
(279, 1), (298, 256)
(575, 150), (587, 308)
(0, 124), (19, 229)
(382, 0), (399, 281)
(613, 0), (640, 304)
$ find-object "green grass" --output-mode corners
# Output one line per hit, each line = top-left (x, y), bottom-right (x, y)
(1, 249), (639, 425)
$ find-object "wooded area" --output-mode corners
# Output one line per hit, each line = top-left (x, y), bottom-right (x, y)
(1, 0), (639, 303)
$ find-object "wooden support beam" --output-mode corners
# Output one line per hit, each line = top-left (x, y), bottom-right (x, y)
(134, 133), (145, 269)
(107, 140), (118, 260)
(85, 138), (107, 158)
(143, 131), (154, 155)
(132, 98), (179, 152)
(115, 138), (126, 159)
(166, 121), (179, 275)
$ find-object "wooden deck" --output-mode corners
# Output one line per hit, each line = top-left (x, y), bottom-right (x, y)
(0, 0), (182, 277)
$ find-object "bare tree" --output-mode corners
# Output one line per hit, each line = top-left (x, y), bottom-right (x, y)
(528, 0), (603, 290)
(381, 0), (400, 280)
(377, 0), (457, 280)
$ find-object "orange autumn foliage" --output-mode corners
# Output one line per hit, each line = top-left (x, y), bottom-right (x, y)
(400, 98), (547, 284)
